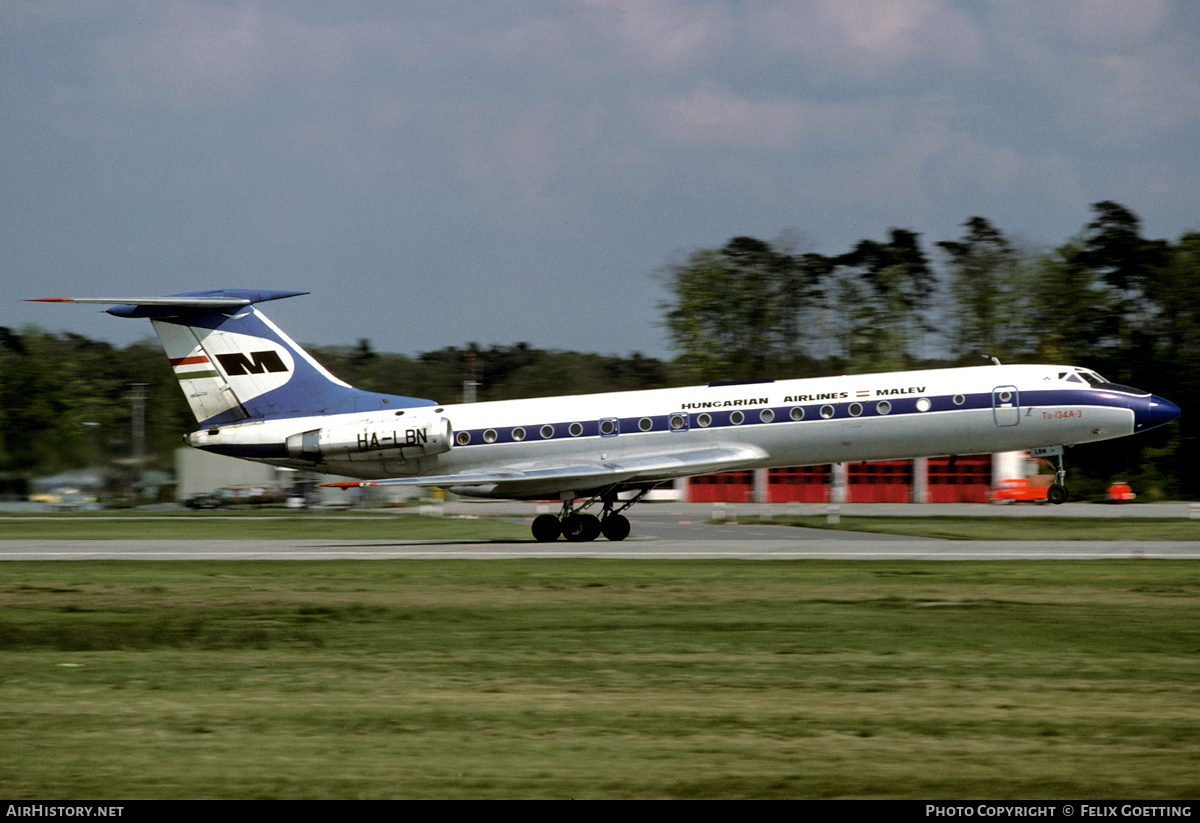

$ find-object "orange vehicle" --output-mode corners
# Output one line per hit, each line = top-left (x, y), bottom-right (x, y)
(989, 476), (1052, 503)
(1107, 483), (1136, 502)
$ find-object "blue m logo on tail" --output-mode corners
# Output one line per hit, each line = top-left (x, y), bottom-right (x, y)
(215, 351), (289, 376)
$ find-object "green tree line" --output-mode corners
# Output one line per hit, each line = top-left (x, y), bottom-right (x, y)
(659, 201), (1197, 498)
(2, 200), (1194, 499)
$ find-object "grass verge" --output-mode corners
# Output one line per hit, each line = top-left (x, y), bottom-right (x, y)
(0, 512), (530, 541)
(0, 559), (1197, 798)
(737, 515), (1200, 541)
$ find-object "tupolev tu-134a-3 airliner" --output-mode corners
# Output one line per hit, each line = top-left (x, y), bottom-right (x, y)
(33, 289), (1180, 542)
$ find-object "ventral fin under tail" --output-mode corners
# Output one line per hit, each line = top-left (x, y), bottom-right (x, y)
(29, 289), (437, 427)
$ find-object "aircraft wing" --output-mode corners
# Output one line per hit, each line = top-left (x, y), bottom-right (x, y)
(329, 445), (768, 498)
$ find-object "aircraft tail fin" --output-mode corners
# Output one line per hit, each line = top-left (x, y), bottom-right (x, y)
(30, 289), (436, 427)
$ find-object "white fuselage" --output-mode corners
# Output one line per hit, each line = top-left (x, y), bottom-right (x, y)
(186, 363), (1169, 499)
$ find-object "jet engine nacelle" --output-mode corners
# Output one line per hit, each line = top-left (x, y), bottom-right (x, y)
(287, 412), (452, 463)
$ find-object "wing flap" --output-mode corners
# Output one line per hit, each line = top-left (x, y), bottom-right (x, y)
(325, 445), (768, 498)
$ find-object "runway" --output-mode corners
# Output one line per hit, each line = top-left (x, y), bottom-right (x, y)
(3, 503), (1200, 560)
(3, 539), (1198, 560)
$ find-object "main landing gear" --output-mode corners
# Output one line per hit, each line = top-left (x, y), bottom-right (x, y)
(531, 488), (651, 542)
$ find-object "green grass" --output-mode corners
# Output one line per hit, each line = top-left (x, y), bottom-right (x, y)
(0, 559), (1197, 798)
(0, 512), (530, 541)
(739, 515), (1200, 541)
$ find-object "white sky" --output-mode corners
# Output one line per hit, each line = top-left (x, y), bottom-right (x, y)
(4, 0), (1199, 359)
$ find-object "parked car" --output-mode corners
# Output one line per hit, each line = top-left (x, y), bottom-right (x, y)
(184, 486), (291, 509)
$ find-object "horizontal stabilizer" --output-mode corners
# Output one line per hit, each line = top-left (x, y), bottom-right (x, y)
(28, 289), (308, 318)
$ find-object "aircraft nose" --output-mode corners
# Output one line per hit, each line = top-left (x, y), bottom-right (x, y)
(1134, 395), (1181, 432)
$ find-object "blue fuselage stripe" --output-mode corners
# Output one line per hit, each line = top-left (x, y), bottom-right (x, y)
(446, 388), (1137, 448)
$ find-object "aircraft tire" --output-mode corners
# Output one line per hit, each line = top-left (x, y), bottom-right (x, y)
(601, 514), (631, 541)
(562, 513), (601, 542)
(532, 514), (562, 542)
(1047, 484), (1069, 505)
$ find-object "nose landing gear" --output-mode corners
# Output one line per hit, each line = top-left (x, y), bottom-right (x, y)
(1032, 446), (1069, 505)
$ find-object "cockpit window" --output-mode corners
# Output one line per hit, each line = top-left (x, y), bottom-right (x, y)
(1072, 369), (1149, 396)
